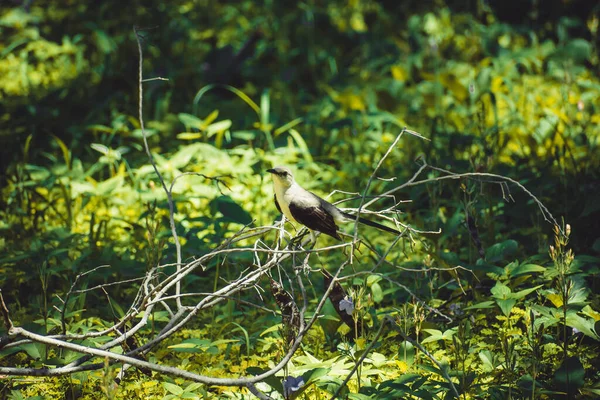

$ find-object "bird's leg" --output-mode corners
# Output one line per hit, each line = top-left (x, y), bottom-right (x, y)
(277, 216), (288, 247)
(287, 229), (317, 276)
(299, 233), (320, 275)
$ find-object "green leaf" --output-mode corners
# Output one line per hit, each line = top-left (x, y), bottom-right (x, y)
(510, 263), (545, 277)
(90, 143), (109, 155)
(211, 196), (252, 225)
(563, 38), (592, 64)
(421, 329), (443, 344)
(421, 329), (456, 343)
(178, 113), (204, 130)
(231, 130), (258, 141)
(162, 382), (184, 396)
(205, 120), (232, 137)
(565, 312), (600, 340)
(274, 117), (303, 136)
(177, 132), (203, 140)
(511, 285), (543, 300)
(496, 298), (516, 316)
(490, 281), (543, 302)
(485, 240), (518, 263)
(554, 356), (585, 394)
(479, 350), (498, 372)
(366, 274), (382, 286)
(168, 339), (214, 353)
(398, 341), (415, 365)
(21, 343), (44, 360)
(53, 135), (71, 168)
(96, 176), (123, 196)
(370, 282), (383, 303)
(464, 301), (495, 310)
(490, 281), (511, 298)
(288, 128), (314, 162)
(260, 88), (270, 127)
(193, 84), (260, 116)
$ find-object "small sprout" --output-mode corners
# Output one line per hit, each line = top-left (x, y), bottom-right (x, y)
(339, 296), (354, 315)
(566, 224), (571, 237)
(283, 375), (305, 398)
(549, 245), (555, 259)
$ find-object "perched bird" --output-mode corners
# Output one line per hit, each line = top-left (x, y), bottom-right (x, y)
(267, 166), (400, 240)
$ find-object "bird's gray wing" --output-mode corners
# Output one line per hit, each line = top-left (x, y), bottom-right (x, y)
(273, 194), (282, 214)
(288, 201), (341, 240)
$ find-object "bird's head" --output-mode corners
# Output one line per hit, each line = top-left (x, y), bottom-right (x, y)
(267, 166), (295, 188)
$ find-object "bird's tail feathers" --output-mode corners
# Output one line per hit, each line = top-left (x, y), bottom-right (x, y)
(341, 212), (400, 235)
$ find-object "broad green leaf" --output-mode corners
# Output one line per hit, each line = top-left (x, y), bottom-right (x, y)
(512, 285), (543, 300)
(398, 341), (415, 365)
(260, 324), (282, 336)
(211, 195), (252, 225)
(303, 368), (329, 386)
(178, 113), (204, 130)
(369, 352), (387, 367)
(370, 282), (383, 303)
(496, 298), (517, 316)
(485, 240), (518, 263)
(510, 263), (546, 277)
(422, 329), (452, 344)
(205, 119), (232, 137)
(479, 350), (498, 372)
(565, 312), (600, 340)
(581, 305), (600, 321)
(547, 293), (563, 307)
(490, 281), (511, 298)
(366, 274), (382, 286)
(21, 343), (44, 360)
(185, 383), (203, 392)
(90, 143), (109, 155)
(554, 356), (585, 394)
(162, 382), (184, 396)
(96, 176), (123, 196)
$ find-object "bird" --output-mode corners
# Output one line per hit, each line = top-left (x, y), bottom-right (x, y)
(267, 166), (401, 240)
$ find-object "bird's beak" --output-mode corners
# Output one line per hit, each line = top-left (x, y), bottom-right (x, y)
(266, 168), (276, 174)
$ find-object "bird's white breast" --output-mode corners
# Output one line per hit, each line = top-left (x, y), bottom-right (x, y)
(274, 182), (319, 223)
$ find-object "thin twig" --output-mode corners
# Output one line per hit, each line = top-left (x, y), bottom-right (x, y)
(133, 26), (183, 310)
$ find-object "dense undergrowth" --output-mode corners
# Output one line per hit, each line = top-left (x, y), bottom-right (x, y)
(1, 1), (599, 399)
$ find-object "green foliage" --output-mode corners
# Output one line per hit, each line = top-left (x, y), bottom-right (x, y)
(1, 0), (599, 399)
